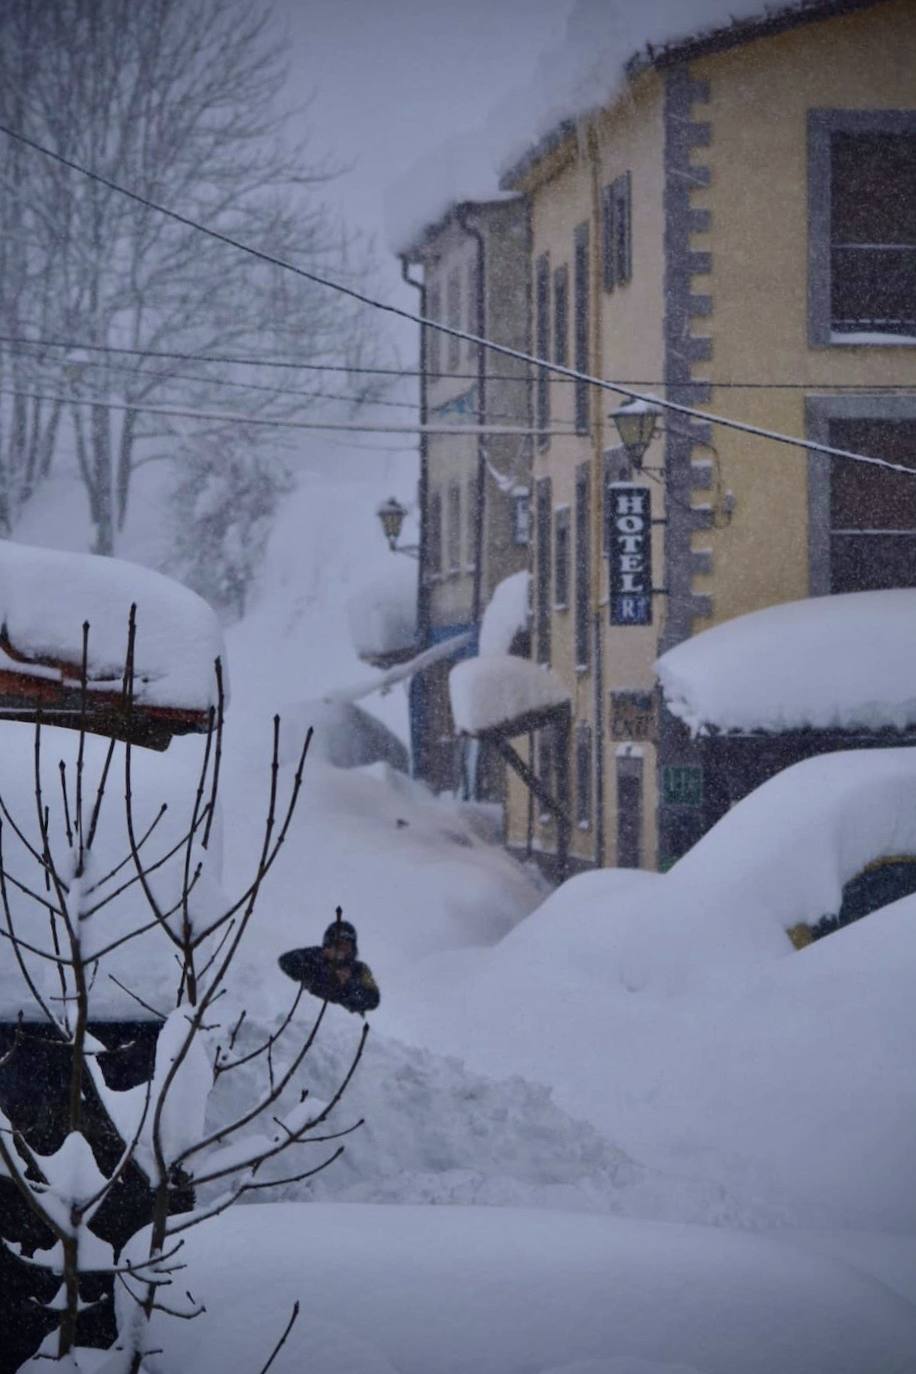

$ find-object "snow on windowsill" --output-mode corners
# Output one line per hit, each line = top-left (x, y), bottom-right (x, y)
(829, 331), (916, 346)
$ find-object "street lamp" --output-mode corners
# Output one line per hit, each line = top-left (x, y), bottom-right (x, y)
(610, 398), (662, 469)
(376, 496), (419, 557)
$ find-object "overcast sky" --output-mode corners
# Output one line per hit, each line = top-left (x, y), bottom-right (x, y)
(281, 0), (573, 343)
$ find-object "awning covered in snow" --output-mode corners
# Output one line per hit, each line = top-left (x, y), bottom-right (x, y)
(657, 589), (916, 736)
(0, 541), (224, 747)
(450, 654), (570, 737)
(347, 558), (417, 669)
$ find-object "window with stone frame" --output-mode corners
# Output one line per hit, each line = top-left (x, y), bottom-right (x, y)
(809, 110), (916, 342)
(827, 418), (916, 592)
(574, 463), (591, 670)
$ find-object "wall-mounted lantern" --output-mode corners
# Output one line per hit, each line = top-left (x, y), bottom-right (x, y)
(376, 497), (419, 558)
(610, 398), (663, 470)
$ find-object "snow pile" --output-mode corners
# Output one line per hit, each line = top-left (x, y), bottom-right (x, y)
(0, 539), (223, 711)
(124, 1201), (916, 1374)
(347, 555), (417, 662)
(385, 749), (916, 1227)
(657, 589), (916, 735)
(210, 1010), (760, 1226)
(478, 570), (530, 657)
(279, 698), (408, 772)
(450, 655), (569, 734)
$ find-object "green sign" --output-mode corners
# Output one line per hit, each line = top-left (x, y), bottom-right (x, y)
(662, 765), (703, 808)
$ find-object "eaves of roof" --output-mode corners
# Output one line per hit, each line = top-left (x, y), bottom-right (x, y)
(500, 0), (891, 192)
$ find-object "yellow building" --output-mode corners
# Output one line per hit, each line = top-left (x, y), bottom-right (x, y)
(495, 0), (916, 877)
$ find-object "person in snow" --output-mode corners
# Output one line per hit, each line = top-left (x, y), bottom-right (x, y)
(278, 910), (380, 1016)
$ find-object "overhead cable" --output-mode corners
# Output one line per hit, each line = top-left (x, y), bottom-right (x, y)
(0, 122), (911, 478)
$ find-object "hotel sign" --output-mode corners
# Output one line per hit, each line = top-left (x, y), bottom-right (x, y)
(608, 484), (652, 626)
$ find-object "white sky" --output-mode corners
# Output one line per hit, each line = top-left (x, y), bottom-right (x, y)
(281, 0), (573, 333)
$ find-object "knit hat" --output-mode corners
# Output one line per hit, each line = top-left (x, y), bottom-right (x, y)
(323, 918), (357, 949)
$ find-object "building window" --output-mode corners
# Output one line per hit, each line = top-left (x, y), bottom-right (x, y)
(446, 483), (461, 572)
(554, 506), (570, 609)
(535, 253), (550, 445)
(535, 477), (552, 664)
(447, 269), (461, 370)
(553, 264), (569, 367)
(537, 727), (555, 825)
(467, 260), (480, 365)
(575, 723), (592, 830)
(616, 756), (642, 868)
(602, 172), (632, 291)
(828, 418), (916, 591)
(512, 488), (531, 545)
(427, 489), (442, 574)
(807, 397), (916, 596)
(427, 284), (441, 381)
(809, 110), (916, 344)
(573, 223), (589, 433)
(574, 463), (591, 669)
(466, 476), (477, 567)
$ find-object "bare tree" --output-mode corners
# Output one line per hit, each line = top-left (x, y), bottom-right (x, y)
(0, 0), (384, 556)
(0, 614), (366, 1371)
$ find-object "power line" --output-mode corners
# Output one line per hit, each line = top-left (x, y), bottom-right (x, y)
(1, 339), (548, 426)
(0, 122), (912, 480)
(0, 386), (580, 438)
(0, 331), (909, 393)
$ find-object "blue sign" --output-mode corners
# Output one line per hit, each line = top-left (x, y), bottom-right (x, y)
(609, 484), (652, 626)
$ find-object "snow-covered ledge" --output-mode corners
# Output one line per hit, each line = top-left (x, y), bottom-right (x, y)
(0, 540), (224, 712)
(451, 655), (569, 737)
(657, 588), (916, 736)
(347, 556), (417, 668)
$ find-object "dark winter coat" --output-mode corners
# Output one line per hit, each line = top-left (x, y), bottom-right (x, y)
(278, 944), (380, 1015)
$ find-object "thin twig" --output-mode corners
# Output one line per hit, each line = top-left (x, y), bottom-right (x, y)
(257, 1301), (300, 1374)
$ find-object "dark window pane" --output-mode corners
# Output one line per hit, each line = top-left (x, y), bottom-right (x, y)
(553, 264), (569, 366)
(427, 490), (442, 573)
(575, 464), (591, 668)
(574, 223), (589, 432)
(536, 255), (550, 443)
(576, 724), (592, 828)
(601, 184), (615, 292)
(829, 420), (916, 592)
(536, 477), (552, 664)
(554, 507), (570, 608)
(831, 133), (916, 333)
(617, 769), (642, 868)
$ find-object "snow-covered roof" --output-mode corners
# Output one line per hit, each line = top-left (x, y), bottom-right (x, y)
(450, 654), (570, 736)
(657, 589), (916, 735)
(0, 541), (223, 713)
(346, 557), (416, 663)
(478, 572), (530, 658)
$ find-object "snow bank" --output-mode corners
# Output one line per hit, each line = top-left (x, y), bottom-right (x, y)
(124, 1201), (916, 1374)
(450, 654), (569, 734)
(347, 556), (417, 662)
(657, 589), (916, 735)
(478, 570), (530, 657)
(278, 698), (408, 772)
(0, 539), (223, 711)
(385, 748), (916, 1227)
